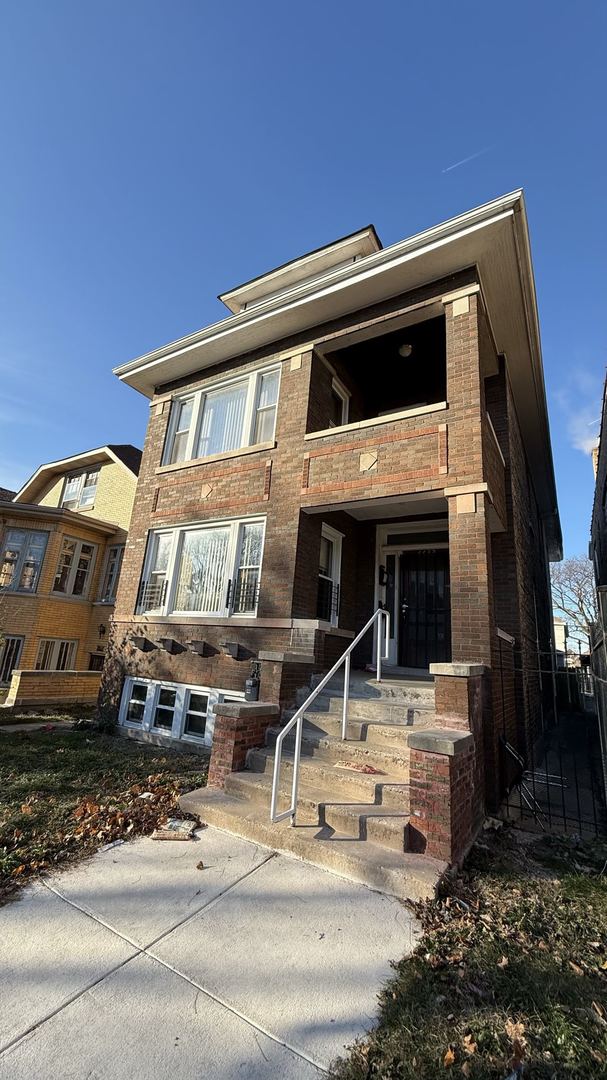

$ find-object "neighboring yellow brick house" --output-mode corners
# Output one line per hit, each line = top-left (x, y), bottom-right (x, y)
(0, 445), (141, 708)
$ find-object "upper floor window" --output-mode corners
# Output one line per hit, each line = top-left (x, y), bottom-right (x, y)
(53, 536), (97, 597)
(163, 367), (280, 466)
(328, 378), (350, 428)
(98, 544), (125, 603)
(137, 516), (265, 617)
(62, 469), (100, 510)
(0, 528), (48, 593)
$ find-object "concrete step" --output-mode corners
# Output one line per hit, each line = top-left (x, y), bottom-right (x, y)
(235, 753), (410, 810)
(274, 713), (436, 748)
(233, 776), (410, 851)
(265, 726), (411, 774)
(248, 744), (410, 792)
(287, 696), (436, 723)
(179, 786), (444, 902)
(307, 671), (435, 705)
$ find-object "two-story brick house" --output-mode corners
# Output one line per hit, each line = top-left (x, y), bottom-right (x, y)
(102, 192), (560, 759)
(100, 192), (560, 879)
(0, 444), (141, 708)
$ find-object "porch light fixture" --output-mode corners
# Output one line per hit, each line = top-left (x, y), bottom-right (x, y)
(398, 343), (413, 358)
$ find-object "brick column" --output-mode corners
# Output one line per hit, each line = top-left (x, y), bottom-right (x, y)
(407, 728), (482, 865)
(445, 486), (494, 667)
(208, 702), (280, 789)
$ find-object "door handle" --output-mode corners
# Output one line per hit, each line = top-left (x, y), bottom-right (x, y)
(401, 602), (409, 615)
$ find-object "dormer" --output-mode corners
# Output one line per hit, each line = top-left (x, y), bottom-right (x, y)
(218, 226), (382, 314)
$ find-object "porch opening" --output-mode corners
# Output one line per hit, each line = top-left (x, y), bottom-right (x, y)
(307, 314), (446, 434)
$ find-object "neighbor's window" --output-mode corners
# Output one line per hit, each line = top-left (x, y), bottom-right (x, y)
(137, 516), (265, 617)
(53, 536), (97, 597)
(99, 544), (125, 602)
(61, 469), (100, 510)
(163, 366), (280, 466)
(36, 638), (77, 671)
(0, 528), (48, 593)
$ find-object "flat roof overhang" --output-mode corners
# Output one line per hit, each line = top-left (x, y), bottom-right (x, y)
(114, 191), (561, 558)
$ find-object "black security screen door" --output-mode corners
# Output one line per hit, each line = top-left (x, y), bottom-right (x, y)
(399, 550), (451, 668)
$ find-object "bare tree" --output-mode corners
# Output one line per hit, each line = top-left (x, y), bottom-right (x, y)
(551, 555), (597, 647)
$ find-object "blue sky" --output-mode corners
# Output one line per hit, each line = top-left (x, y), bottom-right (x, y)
(1, 1), (605, 555)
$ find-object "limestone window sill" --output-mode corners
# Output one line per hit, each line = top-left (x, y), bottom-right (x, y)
(155, 441), (276, 475)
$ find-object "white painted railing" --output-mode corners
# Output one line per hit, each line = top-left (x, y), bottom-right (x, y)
(270, 608), (390, 826)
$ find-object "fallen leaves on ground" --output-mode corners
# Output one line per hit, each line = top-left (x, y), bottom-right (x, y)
(0, 729), (207, 902)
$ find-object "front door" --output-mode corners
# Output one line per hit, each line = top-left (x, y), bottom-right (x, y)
(399, 550), (451, 668)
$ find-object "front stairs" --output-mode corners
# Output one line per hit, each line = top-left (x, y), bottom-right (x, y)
(180, 671), (446, 900)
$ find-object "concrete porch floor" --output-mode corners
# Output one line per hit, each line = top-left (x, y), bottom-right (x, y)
(0, 825), (421, 1079)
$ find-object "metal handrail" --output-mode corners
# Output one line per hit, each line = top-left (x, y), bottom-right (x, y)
(270, 608), (390, 825)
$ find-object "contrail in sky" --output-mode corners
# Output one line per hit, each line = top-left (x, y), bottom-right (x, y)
(442, 147), (492, 173)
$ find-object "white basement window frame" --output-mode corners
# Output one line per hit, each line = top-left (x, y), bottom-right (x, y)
(162, 365), (281, 466)
(137, 515), (266, 617)
(118, 677), (245, 748)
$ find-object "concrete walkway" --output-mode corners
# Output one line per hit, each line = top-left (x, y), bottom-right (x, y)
(0, 826), (421, 1079)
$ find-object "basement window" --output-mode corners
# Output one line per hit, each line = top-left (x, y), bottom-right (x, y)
(118, 677), (244, 748)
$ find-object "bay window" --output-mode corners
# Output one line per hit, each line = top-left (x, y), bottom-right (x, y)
(163, 366), (280, 466)
(0, 528), (48, 592)
(137, 516), (265, 617)
(53, 536), (97, 597)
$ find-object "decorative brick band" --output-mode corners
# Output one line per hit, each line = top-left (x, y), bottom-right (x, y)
(207, 702), (280, 790)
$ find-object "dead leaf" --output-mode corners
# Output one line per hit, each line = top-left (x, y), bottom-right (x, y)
(461, 1064), (471, 1078)
(569, 961), (584, 976)
(20, 804), (32, 815)
(497, 955), (509, 968)
(443, 1047), (455, 1067)
(196, 860), (205, 870)
(462, 1034), (476, 1056)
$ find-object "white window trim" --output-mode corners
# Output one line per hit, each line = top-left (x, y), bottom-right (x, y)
(162, 364), (281, 466)
(98, 544), (125, 603)
(319, 523), (343, 628)
(53, 536), (98, 598)
(118, 676), (244, 748)
(0, 635), (24, 683)
(35, 638), (78, 671)
(138, 515), (266, 618)
(329, 377), (350, 427)
(0, 528), (49, 594)
(61, 468), (100, 510)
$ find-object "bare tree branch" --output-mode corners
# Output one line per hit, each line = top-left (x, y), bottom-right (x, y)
(551, 556), (597, 644)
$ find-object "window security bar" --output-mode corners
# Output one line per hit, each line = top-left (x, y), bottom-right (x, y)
(270, 607), (390, 827)
(136, 579), (168, 613)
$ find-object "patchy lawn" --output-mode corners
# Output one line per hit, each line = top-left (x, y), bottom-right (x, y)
(331, 827), (607, 1079)
(0, 725), (207, 904)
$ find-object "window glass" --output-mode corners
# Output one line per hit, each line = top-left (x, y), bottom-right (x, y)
(79, 470), (99, 508)
(100, 545), (124, 602)
(319, 536), (333, 578)
(197, 381), (248, 458)
(62, 475), (82, 509)
(154, 687), (177, 730)
(0, 636), (24, 683)
(35, 639), (77, 671)
(174, 527), (230, 613)
(127, 683), (147, 724)
(0, 528), (48, 592)
(72, 543), (95, 596)
(169, 398), (194, 464)
(254, 370), (279, 443)
(233, 522), (263, 613)
(54, 538), (76, 593)
(184, 691), (208, 737)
